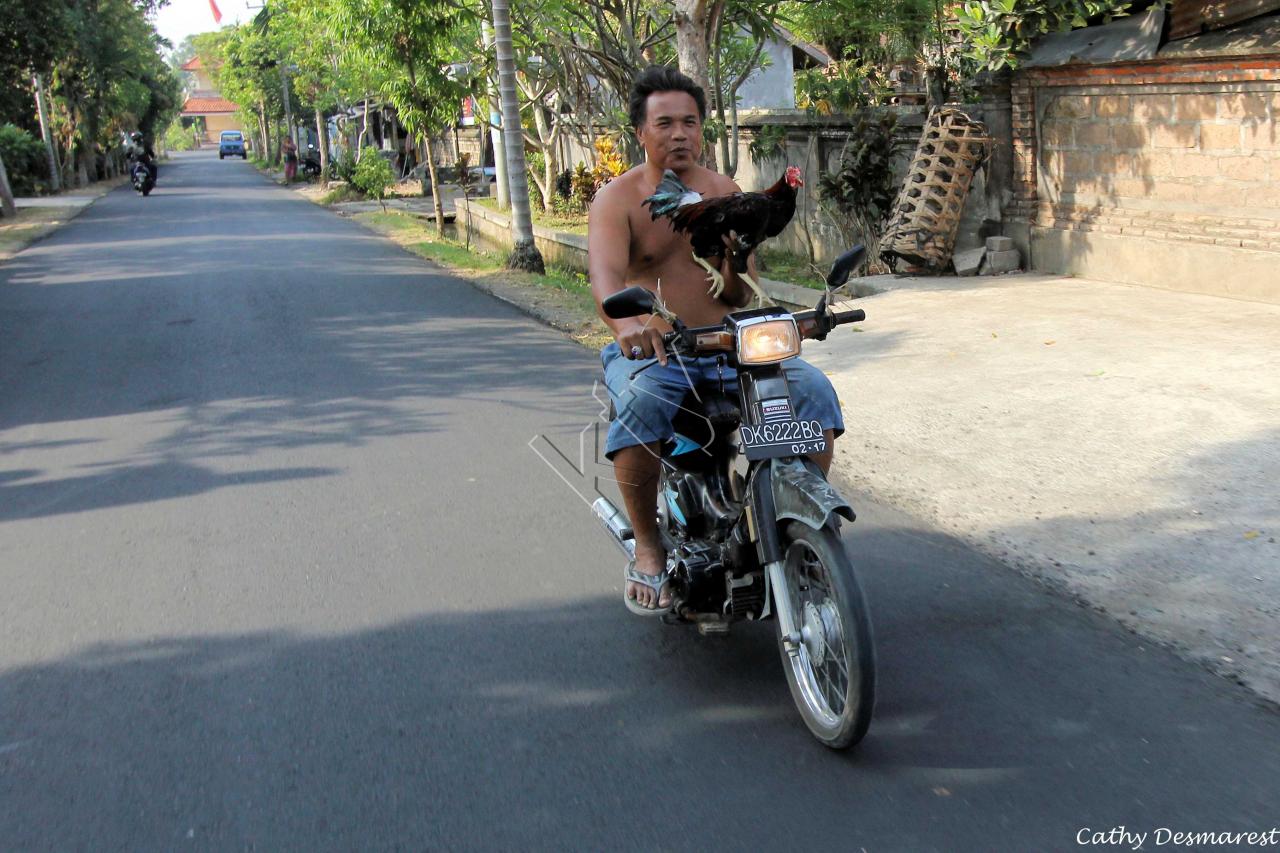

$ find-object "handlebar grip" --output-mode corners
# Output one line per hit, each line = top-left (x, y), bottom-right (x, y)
(833, 309), (866, 324)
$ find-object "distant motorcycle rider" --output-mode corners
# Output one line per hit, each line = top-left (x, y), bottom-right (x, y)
(124, 131), (157, 182)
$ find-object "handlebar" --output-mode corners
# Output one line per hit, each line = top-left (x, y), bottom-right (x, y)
(627, 305), (864, 378)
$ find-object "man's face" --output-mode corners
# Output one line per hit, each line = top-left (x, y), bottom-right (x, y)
(636, 90), (702, 170)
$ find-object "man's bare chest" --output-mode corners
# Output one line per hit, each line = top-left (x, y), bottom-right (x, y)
(626, 212), (691, 274)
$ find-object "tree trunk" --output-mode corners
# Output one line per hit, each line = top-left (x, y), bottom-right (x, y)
(32, 74), (61, 192)
(258, 100), (269, 160)
(674, 0), (720, 172)
(797, 132), (818, 263)
(426, 136), (445, 234)
(357, 98), (370, 159)
(280, 66), (294, 147)
(492, 0), (544, 273)
(0, 152), (17, 217)
(529, 102), (557, 211)
(482, 20), (510, 210)
(314, 107), (330, 182)
(389, 110), (400, 170)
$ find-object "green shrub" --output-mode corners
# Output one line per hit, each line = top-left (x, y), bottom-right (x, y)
(321, 184), (364, 204)
(161, 121), (197, 152)
(0, 124), (49, 196)
(816, 110), (900, 271)
(335, 147), (358, 183)
(351, 146), (393, 201)
(955, 0), (1138, 70)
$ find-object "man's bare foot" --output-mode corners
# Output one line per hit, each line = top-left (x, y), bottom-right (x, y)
(627, 543), (672, 610)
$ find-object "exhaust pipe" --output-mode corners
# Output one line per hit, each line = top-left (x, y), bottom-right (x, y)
(592, 497), (635, 559)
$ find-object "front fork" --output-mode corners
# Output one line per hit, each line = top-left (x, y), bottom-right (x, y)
(750, 458), (803, 656)
(767, 560), (803, 657)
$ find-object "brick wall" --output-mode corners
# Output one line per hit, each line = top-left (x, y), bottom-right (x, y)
(1008, 57), (1280, 302)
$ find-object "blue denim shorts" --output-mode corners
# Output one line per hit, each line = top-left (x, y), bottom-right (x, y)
(601, 342), (845, 459)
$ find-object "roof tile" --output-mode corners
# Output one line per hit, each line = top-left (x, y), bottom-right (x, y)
(182, 96), (238, 115)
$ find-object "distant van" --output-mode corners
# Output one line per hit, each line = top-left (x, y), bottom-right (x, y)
(219, 130), (247, 160)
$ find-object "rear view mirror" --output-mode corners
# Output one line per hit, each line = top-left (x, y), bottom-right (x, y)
(826, 245), (866, 290)
(602, 286), (656, 319)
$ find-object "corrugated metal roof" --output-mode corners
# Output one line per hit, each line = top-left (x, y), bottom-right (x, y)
(1169, 0), (1280, 39)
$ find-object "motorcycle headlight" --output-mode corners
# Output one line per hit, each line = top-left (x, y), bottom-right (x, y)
(737, 317), (801, 365)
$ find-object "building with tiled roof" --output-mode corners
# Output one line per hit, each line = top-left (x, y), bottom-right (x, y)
(179, 55), (243, 144)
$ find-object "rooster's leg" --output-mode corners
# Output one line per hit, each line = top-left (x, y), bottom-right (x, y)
(693, 254), (726, 298)
(738, 271), (771, 308)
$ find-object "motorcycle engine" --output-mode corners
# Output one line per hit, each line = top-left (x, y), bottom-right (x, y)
(669, 540), (725, 614)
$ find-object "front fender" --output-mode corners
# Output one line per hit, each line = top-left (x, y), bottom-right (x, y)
(769, 457), (855, 531)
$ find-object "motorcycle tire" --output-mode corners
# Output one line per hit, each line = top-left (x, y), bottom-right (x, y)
(776, 520), (876, 749)
(141, 186), (151, 196)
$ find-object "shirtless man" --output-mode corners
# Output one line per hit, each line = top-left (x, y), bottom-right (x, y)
(588, 66), (844, 613)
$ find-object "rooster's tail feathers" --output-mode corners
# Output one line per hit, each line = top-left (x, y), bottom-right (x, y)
(642, 169), (702, 220)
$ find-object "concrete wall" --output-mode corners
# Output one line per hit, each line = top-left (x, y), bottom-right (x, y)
(737, 40), (797, 110)
(733, 109), (944, 264)
(526, 105), (1018, 269)
(1008, 57), (1280, 302)
(455, 197), (590, 273)
(202, 114), (241, 145)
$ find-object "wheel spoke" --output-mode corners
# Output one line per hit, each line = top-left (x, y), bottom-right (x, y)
(786, 538), (855, 723)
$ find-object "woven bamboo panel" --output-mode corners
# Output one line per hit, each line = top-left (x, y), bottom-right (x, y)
(880, 107), (991, 272)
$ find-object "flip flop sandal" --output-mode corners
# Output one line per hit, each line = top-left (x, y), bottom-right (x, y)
(624, 559), (673, 617)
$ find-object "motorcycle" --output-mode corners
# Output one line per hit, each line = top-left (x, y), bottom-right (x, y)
(130, 153), (156, 197)
(300, 144), (322, 179)
(593, 246), (876, 749)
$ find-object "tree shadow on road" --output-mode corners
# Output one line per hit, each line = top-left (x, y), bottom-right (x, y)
(0, 163), (609, 520)
(3, 518), (1280, 849)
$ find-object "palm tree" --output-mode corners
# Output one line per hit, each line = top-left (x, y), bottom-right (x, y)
(491, 0), (544, 273)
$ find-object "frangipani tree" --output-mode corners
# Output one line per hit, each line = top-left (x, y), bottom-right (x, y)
(330, 0), (474, 232)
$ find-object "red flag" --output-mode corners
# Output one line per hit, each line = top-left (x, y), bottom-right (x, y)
(208, 0), (222, 24)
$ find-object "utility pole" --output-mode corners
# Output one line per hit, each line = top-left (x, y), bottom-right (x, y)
(32, 73), (61, 192)
(481, 20), (509, 210)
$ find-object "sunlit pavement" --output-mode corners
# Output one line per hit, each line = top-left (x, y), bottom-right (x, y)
(1, 150), (1277, 849)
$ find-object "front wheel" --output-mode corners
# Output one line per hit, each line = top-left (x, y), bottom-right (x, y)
(776, 520), (875, 749)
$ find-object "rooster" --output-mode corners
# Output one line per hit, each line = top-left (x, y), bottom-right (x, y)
(643, 166), (804, 305)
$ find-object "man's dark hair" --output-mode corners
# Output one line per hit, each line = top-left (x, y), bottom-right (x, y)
(629, 65), (706, 129)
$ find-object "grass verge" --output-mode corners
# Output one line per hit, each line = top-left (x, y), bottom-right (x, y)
(758, 248), (827, 290)
(0, 173), (130, 259)
(353, 211), (612, 350)
(0, 206), (80, 257)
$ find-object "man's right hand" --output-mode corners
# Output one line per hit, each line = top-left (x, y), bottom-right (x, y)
(616, 320), (669, 366)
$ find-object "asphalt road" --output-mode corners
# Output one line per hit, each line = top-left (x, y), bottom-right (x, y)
(1, 151), (1277, 850)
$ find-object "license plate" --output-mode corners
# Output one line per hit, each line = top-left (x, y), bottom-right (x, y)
(739, 419), (827, 460)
